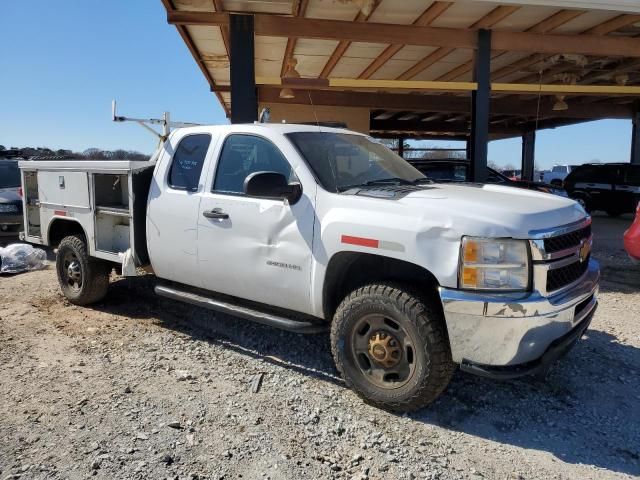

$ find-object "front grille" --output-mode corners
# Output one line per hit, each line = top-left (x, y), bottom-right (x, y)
(547, 255), (590, 292)
(544, 225), (591, 254)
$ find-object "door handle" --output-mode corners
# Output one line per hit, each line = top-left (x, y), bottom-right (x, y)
(203, 208), (229, 220)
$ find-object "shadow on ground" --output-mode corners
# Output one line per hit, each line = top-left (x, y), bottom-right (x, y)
(93, 276), (640, 477)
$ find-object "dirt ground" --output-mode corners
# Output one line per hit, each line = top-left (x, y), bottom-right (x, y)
(1, 213), (639, 480)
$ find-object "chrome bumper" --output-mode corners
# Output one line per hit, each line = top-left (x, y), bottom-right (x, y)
(439, 259), (599, 368)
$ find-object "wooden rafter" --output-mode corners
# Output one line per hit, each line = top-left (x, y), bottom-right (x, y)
(281, 0), (309, 77)
(357, 1), (453, 80)
(257, 87), (634, 119)
(160, 0), (229, 115)
(168, 11), (640, 58)
(396, 5), (521, 81)
(319, 1), (381, 79)
(493, 13), (640, 82)
(436, 9), (586, 82)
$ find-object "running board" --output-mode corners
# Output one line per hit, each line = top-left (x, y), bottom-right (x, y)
(154, 285), (326, 334)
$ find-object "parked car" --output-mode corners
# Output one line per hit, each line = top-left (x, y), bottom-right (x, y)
(542, 164), (578, 186)
(408, 159), (567, 197)
(0, 160), (23, 236)
(624, 202), (640, 263)
(563, 163), (640, 216)
(19, 124), (598, 412)
(501, 169), (521, 181)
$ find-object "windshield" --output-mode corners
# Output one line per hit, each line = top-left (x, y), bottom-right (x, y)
(0, 161), (21, 189)
(286, 132), (426, 192)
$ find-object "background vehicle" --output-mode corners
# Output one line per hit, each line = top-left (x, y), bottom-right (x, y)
(624, 202), (640, 263)
(19, 124), (598, 412)
(408, 159), (567, 197)
(542, 165), (577, 186)
(563, 163), (640, 216)
(500, 169), (521, 181)
(0, 160), (23, 237)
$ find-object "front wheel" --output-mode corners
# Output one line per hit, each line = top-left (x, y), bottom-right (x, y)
(56, 235), (110, 305)
(331, 283), (455, 412)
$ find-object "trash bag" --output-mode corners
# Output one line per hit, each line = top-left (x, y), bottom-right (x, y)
(0, 243), (48, 274)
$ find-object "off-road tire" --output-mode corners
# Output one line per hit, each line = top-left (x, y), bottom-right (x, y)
(331, 283), (455, 412)
(56, 235), (110, 305)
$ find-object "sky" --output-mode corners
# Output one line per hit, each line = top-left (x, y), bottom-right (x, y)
(0, 1), (634, 170)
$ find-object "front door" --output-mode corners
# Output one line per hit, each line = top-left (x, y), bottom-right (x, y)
(196, 133), (316, 314)
(146, 131), (215, 287)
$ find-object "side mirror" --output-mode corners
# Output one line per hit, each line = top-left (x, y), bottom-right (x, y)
(243, 171), (302, 204)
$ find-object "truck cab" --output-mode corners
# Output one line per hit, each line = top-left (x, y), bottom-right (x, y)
(20, 124), (599, 412)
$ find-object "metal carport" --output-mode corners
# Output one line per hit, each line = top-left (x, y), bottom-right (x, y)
(161, 0), (640, 181)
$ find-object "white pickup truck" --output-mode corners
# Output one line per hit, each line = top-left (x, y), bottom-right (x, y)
(542, 164), (577, 186)
(19, 124), (599, 411)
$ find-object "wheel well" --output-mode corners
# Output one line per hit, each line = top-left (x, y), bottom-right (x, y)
(323, 252), (440, 320)
(47, 219), (86, 247)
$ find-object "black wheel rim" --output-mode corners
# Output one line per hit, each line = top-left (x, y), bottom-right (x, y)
(350, 313), (417, 390)
(62, 251), (82, 292)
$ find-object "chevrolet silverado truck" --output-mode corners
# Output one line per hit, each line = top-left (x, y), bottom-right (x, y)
(19, 124), (599, 411)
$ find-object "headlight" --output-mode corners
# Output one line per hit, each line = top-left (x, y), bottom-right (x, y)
(459, 237), (530, 291)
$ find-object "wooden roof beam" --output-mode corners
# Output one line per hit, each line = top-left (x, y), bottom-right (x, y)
(357, 1), (453, 80)
(397, 5), (521, 81)
(281, 0), (309, 77)
(319, 1), (381, 79)
(257, 86), (634, 119)
(492, 13), (640, 81)
(437, 9), (586, 82)
(167, 11), (640, 57)
(161, 0), (229, 115)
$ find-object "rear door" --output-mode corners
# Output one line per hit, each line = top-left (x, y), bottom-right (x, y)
(146, 131), (216, 287)
(196, 132), (316, 314)
(569, 165), (613, 210)
(618, 165), (640, 213)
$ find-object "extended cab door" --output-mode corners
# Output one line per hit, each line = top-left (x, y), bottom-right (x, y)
(146, 130), (217, 287)
(196, 132), (316, 314)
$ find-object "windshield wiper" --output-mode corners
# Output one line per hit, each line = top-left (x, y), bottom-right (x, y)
(412, 177), (433, 185)
(362, 177), (414, 187)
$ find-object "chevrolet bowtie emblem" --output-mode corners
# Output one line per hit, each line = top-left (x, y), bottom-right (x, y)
(579, 240), (591, 263)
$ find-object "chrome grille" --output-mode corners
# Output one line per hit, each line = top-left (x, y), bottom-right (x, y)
(547, 255), (590, 292)
(530, 218), (592, 295)
(543, 225), (591, 254)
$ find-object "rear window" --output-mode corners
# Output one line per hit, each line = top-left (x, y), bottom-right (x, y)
(0, 161), (21, 189)
(168, 134), (211, 191)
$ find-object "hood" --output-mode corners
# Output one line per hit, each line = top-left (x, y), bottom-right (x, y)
(397, 182), (585, 238)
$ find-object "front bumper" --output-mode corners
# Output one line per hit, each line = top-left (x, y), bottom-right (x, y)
(439, 259), (599, 375)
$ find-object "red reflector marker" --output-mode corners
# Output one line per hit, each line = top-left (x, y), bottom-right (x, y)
(341, 235), (379, 248)
(54, 210), (67, 216)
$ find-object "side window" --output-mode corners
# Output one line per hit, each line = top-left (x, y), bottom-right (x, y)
(168, 134), (211, 191)
(569, 166), (599, 182)
(213, 134), (296, 195)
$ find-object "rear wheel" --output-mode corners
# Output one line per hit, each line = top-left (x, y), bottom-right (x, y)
(331, 283), (455, 412)
(56, 235), (110, 305)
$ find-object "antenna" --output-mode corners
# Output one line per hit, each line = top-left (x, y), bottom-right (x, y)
(307, 91), (321, 131)
(111, 99), (201, 142)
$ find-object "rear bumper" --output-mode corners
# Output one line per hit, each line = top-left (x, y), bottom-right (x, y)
(439, 259), (599, 373)
(0, 213), (23, 235)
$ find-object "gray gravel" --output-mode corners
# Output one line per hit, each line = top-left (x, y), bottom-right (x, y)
(0, 214), (639, 479)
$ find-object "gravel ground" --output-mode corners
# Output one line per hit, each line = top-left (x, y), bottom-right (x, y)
(0, 214), (639, 480)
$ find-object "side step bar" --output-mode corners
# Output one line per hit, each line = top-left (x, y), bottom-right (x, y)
(154, 285), (326, 334)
